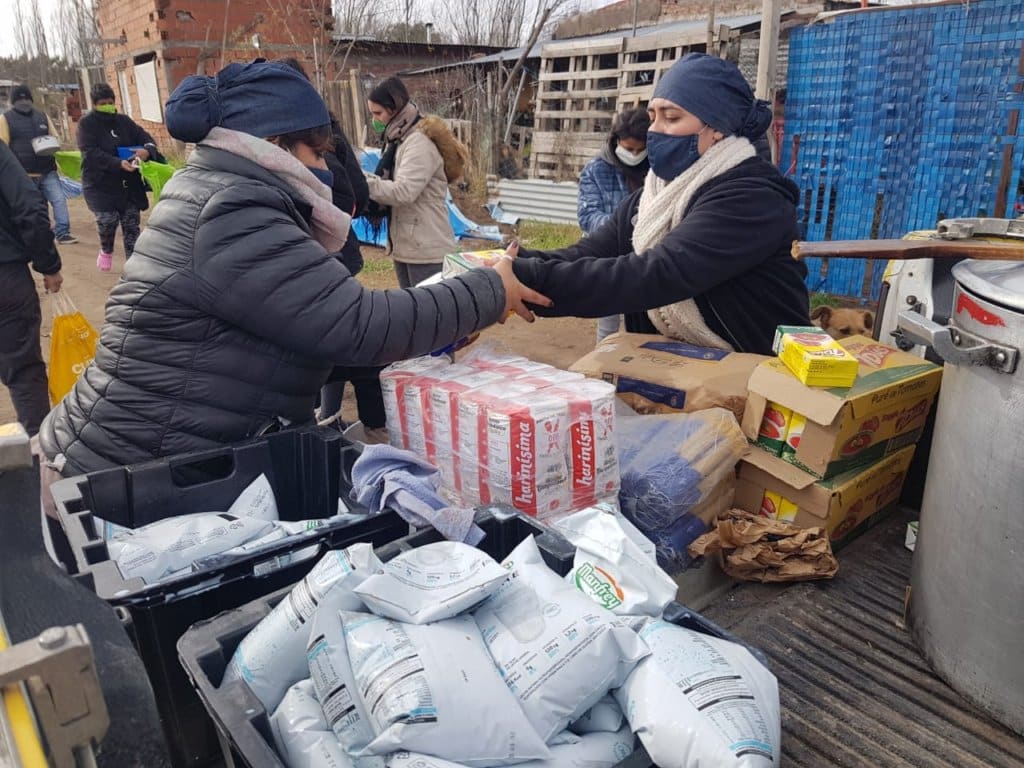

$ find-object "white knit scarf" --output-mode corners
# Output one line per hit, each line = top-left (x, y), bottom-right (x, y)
(634, 135), (756, 350)
(199, 126), (352, 252)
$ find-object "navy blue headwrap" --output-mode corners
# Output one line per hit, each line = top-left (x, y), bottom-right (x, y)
(653, 53), (772, 139)
(165, 59), (330, 143)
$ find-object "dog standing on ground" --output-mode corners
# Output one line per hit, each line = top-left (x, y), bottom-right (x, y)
(811, 306), (875, 339)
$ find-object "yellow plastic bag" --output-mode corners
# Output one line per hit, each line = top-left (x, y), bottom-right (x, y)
(48, 293), (99, 406)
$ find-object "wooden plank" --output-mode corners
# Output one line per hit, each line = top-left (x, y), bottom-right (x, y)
(541, 38), (624, 55)
(537, 88), (620, 100)
(793, 240), (1024, 262)
(538, 68), (623, 82)
(535, 109), (618, 119)
(531, 132), (606, 154)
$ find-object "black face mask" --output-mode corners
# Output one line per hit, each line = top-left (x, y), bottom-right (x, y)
(13, 100), (33, 115)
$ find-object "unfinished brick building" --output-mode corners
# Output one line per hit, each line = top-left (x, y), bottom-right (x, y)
(94, 0), (336, 146)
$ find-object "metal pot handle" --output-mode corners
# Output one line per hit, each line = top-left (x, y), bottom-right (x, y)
(896, 310), (1019, 374)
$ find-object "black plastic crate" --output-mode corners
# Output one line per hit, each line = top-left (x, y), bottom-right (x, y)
(177, 505), (764, 768)
(48, 426), (411, 768)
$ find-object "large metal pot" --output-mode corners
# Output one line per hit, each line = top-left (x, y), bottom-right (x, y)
(897, 260), (1024, 735)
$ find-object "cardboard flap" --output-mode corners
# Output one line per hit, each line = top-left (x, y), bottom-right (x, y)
(742, 447), (819, 490)
(747, 361), (847, 426)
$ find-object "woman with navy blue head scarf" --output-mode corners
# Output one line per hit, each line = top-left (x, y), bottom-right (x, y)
(38, 60), (549, 478)
(510, 54), (810, 355)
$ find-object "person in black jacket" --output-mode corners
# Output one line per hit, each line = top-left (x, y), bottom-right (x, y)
(39, 60), (548, 478)
(77, 82), (159, 272)
(0, 84), (78, 244)
(0, 138), (63, 436)
(276, 58), (389, 442)
(511, 54), (809, 355)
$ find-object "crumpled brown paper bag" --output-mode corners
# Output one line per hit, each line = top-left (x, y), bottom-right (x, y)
(688, 509), (839, 582)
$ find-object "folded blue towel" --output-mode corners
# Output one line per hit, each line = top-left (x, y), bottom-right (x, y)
(351, 444), (484, 545)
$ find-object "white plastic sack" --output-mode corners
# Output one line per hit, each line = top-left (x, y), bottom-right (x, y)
(107, 512), (277, 583)
(354, 541), (510, 624)
(472, 536), (648, 742)
(97, 473), (278, 541)
(341, 611), (550, 766)
(271, 679), (354, 768)
(388, 725), (634, 768)
(555, 505), (677, 617)
(307, 603), (382, 767)
(615, 620), (781, 768)
(569, 695), (624, 735)
(224, 544), (382, 712)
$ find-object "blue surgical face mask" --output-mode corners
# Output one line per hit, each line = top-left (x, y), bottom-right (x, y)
(646, 126), (707, 181)
(308, 166), (334, 187)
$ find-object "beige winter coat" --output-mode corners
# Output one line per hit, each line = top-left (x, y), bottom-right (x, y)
(366, 119), (464, 264)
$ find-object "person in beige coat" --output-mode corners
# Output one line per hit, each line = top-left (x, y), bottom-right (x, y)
(365, 77), (466, 287)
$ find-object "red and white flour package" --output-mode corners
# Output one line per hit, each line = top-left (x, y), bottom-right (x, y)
(428, 370), (505, 490)
(486, 392), (572, 519)
(512, 368), (585, 389)
(401, 365), (476, 462)
(455, 381), (541, 505)
(380, 357), (450, 450)
(546, 379), (620, 510)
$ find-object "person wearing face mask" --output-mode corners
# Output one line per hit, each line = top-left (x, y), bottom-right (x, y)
(0, 84), (78, 245)
(77, 83), (160, 271)
(576, 107), (650, 343)
(364, 76), (467, 288)
(37, 60), (550, 490)
(510, 53), (810, 355)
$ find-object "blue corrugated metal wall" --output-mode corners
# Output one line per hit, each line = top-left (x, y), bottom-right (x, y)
(781, 0), (1024, 300)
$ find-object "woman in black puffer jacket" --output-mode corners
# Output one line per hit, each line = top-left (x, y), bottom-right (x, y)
(39, 60), (547, 482)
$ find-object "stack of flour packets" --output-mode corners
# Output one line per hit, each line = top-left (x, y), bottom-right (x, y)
(380, 349), (620, 523)
(225, 504), (782, 768)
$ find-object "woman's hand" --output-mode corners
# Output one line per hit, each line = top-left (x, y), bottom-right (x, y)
(504, 239), (519, 260)
(493, 257), (551, 323)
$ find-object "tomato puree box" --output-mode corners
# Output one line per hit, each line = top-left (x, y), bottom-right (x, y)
(741, 336), (941, 480)
(736, 446), (915, 545)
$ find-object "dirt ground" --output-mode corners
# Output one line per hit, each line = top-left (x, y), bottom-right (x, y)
(0, 197), (596, 428)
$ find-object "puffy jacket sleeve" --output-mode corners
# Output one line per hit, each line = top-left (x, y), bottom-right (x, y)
(513, 175), (794, 318)
(191, 184), (505, 366)
(0, 140), (61, 275)
(577, 160), (612, 234)
(365, 132), (442, 207)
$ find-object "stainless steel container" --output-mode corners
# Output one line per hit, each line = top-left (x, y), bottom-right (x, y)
(897, 260), (1024, 735)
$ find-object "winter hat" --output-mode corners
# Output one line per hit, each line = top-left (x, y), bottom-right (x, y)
(368, 77), (409, 112)
(653, 53), (772, 139)
(11, 85), (33, 103)
(91, 82), (116, 103)
(165, 59), (330, 143)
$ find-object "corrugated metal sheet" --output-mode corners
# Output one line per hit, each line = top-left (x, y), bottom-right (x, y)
(492, 178), (580, 225)
(702, 509), (1024, 768)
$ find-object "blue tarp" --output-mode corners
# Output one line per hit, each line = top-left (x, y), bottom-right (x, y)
(355, 148), (502, 247)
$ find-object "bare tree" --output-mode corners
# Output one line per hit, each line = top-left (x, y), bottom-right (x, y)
(51, 0), (102, 66)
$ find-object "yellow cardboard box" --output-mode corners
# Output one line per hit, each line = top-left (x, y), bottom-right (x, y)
(736, 446), (916, 543)
(570, 333), (768, 421)
(741, 336), (941, 479)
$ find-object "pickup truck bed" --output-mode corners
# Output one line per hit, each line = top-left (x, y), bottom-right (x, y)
(702, 507), (1024, 767)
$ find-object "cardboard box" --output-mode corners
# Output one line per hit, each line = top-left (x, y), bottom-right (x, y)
(735, 445), (916, 543)
(773, 326), (859, 388)
(742, 336), (941, 479)
(570, 333), (768, 421)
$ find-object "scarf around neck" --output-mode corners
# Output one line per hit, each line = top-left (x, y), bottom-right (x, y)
(633, 135), (756, 349)
(200, 126), (351, 252)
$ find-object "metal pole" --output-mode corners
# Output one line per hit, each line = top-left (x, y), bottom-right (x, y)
(632, 0), (639, 37)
